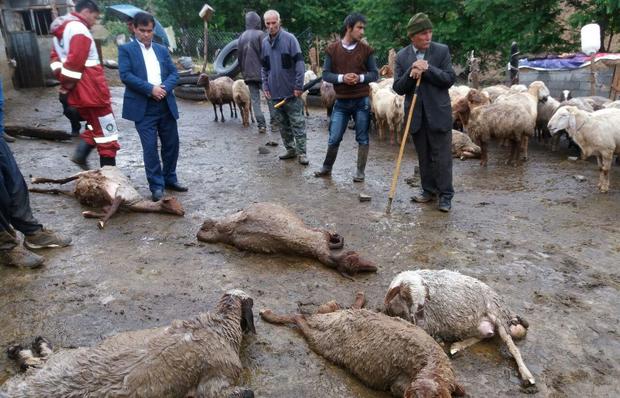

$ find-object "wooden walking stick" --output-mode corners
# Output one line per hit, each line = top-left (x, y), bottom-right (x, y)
(385, 76), (422, 214)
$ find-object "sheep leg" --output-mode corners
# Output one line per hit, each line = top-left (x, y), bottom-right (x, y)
(29, 187), (75, 197)
(97, 196), (123, 229)
(506, 140), (518, 166)
(496, 322), (535, 385)
(521, 136), (529, 161)
(212, 103), (219, 122)
(259, 309), (297, 325)
(449, 337), (482, 356)
(219, 104), (226, 122)
(31, 173), (83, 185)
(82, 210), (107, 218)
(193, 375), (253, 398)
(480, 141), (488, 167)
(598, 155), (612, 193)
(351, 291), (366, 309)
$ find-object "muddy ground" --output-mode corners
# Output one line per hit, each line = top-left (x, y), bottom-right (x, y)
(1, 82), (619, 397)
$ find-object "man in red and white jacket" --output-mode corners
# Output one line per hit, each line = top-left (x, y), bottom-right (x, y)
(50, 0), (119, 168)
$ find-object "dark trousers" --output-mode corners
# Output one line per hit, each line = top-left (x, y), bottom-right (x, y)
(135, 99), (180, 193)
(411, 111), (454, 200)
(0, 139), (42, 249)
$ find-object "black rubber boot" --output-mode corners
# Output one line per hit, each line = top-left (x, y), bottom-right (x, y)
(353, 144), (369, 182)
(70, 140), (94, 170)
(99, 156), (116, 167)
(314, 145), (339, 177)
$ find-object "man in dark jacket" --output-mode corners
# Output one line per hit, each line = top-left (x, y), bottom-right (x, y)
(238, 11), (268, 134)
(393, 13), (456, 212)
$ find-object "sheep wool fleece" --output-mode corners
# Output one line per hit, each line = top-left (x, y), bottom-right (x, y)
(50, 13), (119, 158)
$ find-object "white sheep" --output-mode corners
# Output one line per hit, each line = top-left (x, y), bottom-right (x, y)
(481, 84), (509, 102)
(384, 269), (534, 386)
(603, 100), (620, 109)
(370, 85), (404, 144)
(301, 70), (317, 117)
(232, 80), (255, 128)
(548, 106), (620, 192)
(1, 290), (256, 398)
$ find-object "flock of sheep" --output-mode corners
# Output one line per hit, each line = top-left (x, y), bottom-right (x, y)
(3, 201), (535, 397)
(3, 67), (618, 397)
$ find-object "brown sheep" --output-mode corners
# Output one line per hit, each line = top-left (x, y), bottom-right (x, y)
(1, 289), (256, 398)
(320, 81), (336, 119)
(196, 202), (377, 278)
(260, 291), (465, 398)
(29, 167), (184, 229)
(197, 74), (238, 122)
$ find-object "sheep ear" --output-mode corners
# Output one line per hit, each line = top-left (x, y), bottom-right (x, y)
(240, 298), (256, 334)
(384, 285), (401, 307)
(567, 110), (577, 131)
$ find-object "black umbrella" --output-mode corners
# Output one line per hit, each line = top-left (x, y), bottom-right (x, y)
(107, 4), (170, 47)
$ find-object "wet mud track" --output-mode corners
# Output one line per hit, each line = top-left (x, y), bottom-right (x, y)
(1, 86), (619, 397)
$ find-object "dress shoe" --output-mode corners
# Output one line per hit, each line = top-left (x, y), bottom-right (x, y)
(165, 182), (188, 192)
(411, 191), (436, 203)
(438, 197), (452, 212)
(152, 189), (164, 202)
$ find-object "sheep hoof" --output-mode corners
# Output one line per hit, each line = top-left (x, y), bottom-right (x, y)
(6, 344), (23, 359)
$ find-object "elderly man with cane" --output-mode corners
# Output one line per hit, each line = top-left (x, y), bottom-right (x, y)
(393, 13), (456, 212)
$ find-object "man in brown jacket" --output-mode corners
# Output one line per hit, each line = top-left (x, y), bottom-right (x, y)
(314, 13), (378, 181)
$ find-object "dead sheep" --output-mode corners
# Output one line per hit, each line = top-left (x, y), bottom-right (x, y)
(29, 166), (184, 229)
(384, 269), (534, 386)
(451, 130), (481, 159)
(320, 81), (336, 118)
(548, 106), (620, 192)
(197, 74), (238, 122)
(1, 290), (256, 398)
(196, 202), (377, 278)
(261, 291), (465, 397)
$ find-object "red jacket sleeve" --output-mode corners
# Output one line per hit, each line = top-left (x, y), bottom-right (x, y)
(59, 34), (91, 90)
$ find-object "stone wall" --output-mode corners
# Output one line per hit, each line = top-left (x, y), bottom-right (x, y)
(519, 65), (615, 99)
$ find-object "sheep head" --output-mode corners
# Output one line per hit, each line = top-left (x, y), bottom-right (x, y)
(197, 219), (224, 243)
(330, 251), (377, 277)
(384, 272), (430, 325)
(547, 106), (577, 136)
(529, 81), (550, 103)
(224, 289), (256, 334)
(197, 73), (210, 87)
(159, 197), (185, 216)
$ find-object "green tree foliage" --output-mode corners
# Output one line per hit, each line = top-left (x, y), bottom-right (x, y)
(566, 0), (620, 51)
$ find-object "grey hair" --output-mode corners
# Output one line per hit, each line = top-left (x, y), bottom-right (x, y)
(264, 9), (280, 23)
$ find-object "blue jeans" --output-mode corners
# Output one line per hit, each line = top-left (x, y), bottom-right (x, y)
(327, 97), (370, 146)
(135, 99), (180, 193)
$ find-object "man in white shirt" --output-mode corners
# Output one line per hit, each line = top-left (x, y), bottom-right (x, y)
(118, 12), (186, 202)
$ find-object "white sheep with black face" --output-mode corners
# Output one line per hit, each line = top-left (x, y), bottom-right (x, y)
(384, 269), (534, 386)
(1, 290), (256, 398)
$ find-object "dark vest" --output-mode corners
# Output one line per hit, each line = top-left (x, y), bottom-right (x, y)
(325, 40), (373, 98)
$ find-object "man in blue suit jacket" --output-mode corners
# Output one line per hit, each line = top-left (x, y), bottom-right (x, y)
(118, 12), (186, 202)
